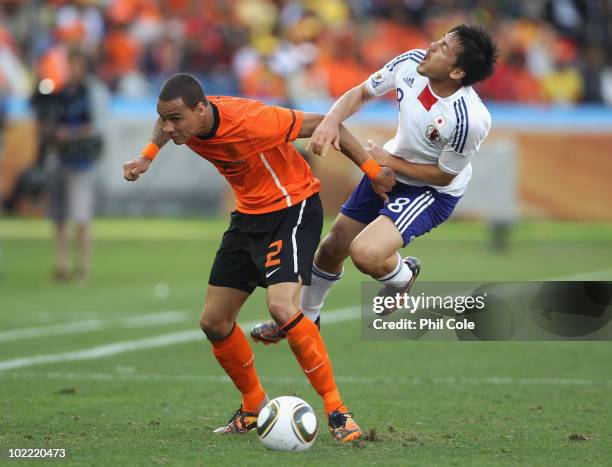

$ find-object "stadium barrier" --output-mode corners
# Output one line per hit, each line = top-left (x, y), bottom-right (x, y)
(1, 99), (611, 223)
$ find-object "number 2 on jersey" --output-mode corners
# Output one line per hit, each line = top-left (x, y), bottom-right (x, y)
(265, 240), (283, 267)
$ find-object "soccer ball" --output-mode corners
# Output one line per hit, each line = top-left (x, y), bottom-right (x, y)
(256, 396), (318, 451)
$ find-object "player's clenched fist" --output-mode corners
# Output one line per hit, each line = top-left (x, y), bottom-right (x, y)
(123, 156), (151, 181)
(375, 166), (396, 191)
(371, 167), (395, 203)
(363, 140), (396, 202)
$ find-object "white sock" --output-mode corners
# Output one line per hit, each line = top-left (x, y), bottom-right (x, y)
(376, 253), (413, 288)
(300, 263), (343, 322)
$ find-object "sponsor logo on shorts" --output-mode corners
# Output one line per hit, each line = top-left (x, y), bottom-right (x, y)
(266, 267), (282, 278)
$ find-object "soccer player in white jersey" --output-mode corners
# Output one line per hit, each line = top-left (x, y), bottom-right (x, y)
(251, 24), (499, 341)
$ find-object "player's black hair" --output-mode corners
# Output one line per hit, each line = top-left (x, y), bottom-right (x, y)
(450, 24), (499, 87)
(159, 73), (208, 108)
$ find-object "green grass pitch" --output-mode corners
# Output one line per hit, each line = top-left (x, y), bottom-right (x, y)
(0, 218), (611, 465)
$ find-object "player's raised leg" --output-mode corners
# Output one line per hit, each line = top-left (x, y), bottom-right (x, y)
(200, 285), (267, 433)
(266, 281), (362, 443)
(350, 214), (419, 291)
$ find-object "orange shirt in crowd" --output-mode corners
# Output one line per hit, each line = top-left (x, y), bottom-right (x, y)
(103, 27), (141, 76)
(186, 96), (320, 214)
(318, 56), (370, 98)
(240, 63), (288, 101)
(362, 20), (427, 70)
(37, 45), (68, 91)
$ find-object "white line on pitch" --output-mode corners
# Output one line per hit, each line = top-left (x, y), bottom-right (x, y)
(1, 370), (609, 387)
(3, 266), (608, 345)
(0, 311), (192, 343)
(545, 268), (612, 281)
(0, 308), (360, 371)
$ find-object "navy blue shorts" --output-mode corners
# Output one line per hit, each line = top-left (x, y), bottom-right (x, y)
(340, 175), (460, 246)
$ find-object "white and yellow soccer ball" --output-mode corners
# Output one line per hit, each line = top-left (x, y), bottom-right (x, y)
(256, 396), (318, 451)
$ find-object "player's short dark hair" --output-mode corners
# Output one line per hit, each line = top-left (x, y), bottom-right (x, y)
(450, 24), (499, 87)
(159, 73), (207, 108)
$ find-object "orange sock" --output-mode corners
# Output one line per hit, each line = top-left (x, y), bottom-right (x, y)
(282, 311), (347, 414)
(210, 325), (266, 413)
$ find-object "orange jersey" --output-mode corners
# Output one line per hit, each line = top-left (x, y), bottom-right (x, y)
(186, 96), (320, 214)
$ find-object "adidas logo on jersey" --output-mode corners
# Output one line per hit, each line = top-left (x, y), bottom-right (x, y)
(403, 77), (415, 88)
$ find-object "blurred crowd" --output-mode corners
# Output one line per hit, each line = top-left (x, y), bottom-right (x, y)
(0, 0), (611, 107)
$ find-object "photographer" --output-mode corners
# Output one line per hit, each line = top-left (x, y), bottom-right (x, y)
(48, 48), (102, 283)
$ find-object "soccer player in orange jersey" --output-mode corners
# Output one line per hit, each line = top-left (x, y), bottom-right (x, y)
(122, 73), (395, 443)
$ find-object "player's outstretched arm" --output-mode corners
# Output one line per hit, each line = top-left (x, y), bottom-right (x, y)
(300, 113), (395, 201)
(337, 124), (396, 201)
(308, 83), (374, 157)
(122, 117), (170, 182)
(366, 141), (456, 186)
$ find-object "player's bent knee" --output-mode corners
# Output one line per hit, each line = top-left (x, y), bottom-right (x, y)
(349, 242), (380, 275)
(199, 311), (233, 341)
(267, 300), (295, 326)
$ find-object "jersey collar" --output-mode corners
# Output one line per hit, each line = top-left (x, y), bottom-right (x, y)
(198, 102), (220, 140)
(427, 82), (465, 101)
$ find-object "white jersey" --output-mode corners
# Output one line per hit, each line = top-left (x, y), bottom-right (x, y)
(365, 49), (491, 197)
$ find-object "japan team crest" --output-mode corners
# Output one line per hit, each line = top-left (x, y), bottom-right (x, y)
(426, 124), (441, 143)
